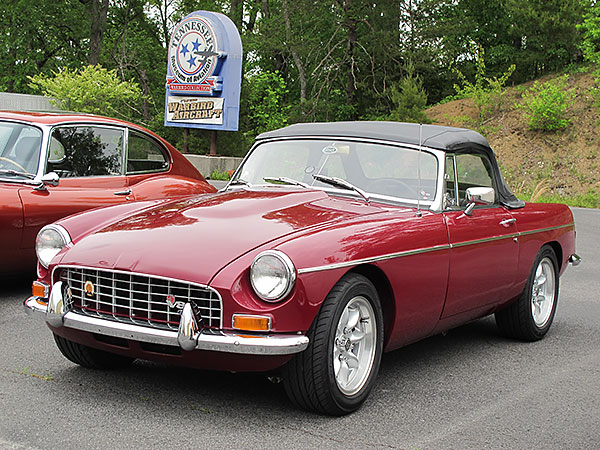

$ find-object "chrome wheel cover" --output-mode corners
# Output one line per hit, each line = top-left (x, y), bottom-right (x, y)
(531, 257), (556, 328)
(333, 295), (377, 396)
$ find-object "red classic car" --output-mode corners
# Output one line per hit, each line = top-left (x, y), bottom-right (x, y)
(24, 122), (579, 415)
(0, 111), (216, 273)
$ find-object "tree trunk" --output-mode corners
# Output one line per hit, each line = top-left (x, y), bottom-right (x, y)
(229, 0), (243, 32)
(341, 0), (359, 118)
(182, 128), (189, 154)
(88, 0), (109, 65)
(282, 0), (307, 103)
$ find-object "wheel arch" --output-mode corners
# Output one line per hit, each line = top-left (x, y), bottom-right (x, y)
(347, 264), (395, 347)
(545, 240), (563, 271)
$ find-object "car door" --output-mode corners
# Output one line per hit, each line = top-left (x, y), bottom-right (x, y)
(19, 125), (132, 249)
(124, 130), (174, 199)
(441, 151), (519, 319)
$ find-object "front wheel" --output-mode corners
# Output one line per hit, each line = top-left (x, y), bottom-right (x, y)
(282, 273), (384, 415)
(495, 246), (559, 341)
(53, 334), (135, 369)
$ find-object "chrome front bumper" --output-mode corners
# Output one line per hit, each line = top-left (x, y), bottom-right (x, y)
(24, 282), (309, 356)
(569, 253), (582, 266)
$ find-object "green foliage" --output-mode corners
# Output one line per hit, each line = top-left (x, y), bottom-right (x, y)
(577, 5), (600, 65)
(28, 65), (144, 121)
(0, 0), (88, 93)
(244, 71), (289, 136)
(452, 46), (516, 122)
(516, 75), (575, 131)
(526, 190), (599, 208)
(0, 0), (594, 164)
(208, 169), (232, 180)
(430, 0), (587, 86)
(387, 64), (431, 124)
(576, 6), (600, 114)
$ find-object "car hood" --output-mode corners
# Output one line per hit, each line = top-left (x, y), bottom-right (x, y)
(59, 187), (383, 283)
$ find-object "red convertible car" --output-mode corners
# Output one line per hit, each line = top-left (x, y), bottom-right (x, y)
(25, 122), (579, 415)
(0, 111), (215, 273)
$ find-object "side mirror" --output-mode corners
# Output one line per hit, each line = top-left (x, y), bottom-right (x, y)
(464, 187), (495, 216)
(33, 172), (60, 191)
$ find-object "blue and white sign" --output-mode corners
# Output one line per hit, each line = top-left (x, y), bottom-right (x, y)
(165, 11), (242, 131)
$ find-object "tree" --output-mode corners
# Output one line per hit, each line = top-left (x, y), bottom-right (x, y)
(83, 0), (110, 65)
(578, 3), (600, 65)
(244, 71), (289, 135)
(387, 64), (430, 124)
(29, 65), (144, 120)
(0, 0), (88, 92)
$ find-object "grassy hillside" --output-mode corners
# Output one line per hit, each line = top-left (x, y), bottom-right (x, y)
(426, 71), (600, 208)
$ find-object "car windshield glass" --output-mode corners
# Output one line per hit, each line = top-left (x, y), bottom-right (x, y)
(233, 139), (438, 202)
(0, 122), (42, 175)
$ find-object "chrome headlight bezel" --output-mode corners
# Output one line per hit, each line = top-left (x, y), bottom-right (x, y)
(250, 250), (296, 302)
(35, 224), (71, 269)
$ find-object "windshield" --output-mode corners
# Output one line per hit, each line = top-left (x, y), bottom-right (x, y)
(233, 139), (438, 202)
(0, 122), (43, 176)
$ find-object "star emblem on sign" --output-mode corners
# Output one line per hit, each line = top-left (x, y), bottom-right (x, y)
(169, 16), (219, 83)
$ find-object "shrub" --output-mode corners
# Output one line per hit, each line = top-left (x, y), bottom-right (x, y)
(208, 169), (231, 180)
(387, 63), (431, 124)
(245, 71), (289, 135)
(516, 75), (575, 131)
(577, 6), (600, 66)
(28, 65), (144, 121)
(452, 46), (516, 123)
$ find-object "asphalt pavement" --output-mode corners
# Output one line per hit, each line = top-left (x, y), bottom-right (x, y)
(0, 207), (598, 449)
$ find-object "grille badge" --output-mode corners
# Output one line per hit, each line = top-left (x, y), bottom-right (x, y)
(84, 281), (95, 298)
(166, 294), (185, 310)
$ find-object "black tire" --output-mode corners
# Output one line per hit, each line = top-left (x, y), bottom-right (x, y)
(282, 273), (384, 415)
(495, 246), (559, 341)
(53, 334), (135, 369)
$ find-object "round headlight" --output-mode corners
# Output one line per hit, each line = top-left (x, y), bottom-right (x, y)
(36, 225), (71, 269)
(250, 250), (296, 302)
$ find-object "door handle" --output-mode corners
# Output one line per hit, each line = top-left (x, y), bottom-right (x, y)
(114, 189), (132, 196)
(499, 218), (516, 227)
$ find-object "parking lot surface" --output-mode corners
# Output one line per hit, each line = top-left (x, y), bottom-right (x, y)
(0, 207), (598, 449)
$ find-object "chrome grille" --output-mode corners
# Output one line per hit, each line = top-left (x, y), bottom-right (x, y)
(58, 267), (222, 330)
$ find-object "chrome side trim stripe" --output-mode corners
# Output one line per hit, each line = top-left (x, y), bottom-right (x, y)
(518, 222), (574, 236)
(450, 233), (519, 248)
(297, 244), (451, 274)
(297, 222), (575, 274)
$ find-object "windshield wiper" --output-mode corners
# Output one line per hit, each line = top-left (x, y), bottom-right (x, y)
(0, 169), (36, 179)
(263, 176), (310, 188)
(227, 178), (249, 187)
(312, 174), (370, 203)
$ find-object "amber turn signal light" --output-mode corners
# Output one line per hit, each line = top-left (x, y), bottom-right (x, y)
(32, 281), (49, 298)
(232, 314), (271, 332)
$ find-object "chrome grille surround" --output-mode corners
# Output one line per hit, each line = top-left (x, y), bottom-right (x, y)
(53, 266), (222, 331)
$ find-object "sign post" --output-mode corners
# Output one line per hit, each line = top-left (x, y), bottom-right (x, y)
(165, 11), (242, 154)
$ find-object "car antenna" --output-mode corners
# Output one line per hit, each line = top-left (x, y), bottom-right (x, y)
(416, 123), (423, 218)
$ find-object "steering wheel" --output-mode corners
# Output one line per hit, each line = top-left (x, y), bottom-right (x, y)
(368, 178), (415, 198)
(0, 156), (28, 173)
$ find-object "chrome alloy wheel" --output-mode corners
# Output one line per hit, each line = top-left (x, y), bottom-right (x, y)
(531, 257), (556, 328)
(333, 295), (377, 396)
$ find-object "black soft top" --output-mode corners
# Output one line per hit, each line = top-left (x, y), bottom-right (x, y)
(257, 121), (490, 151)
(257, 121), (524, 209)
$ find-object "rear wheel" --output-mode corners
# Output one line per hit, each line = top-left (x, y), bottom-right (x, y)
(282, 273), (384, 415)
(495, 246), (559, 341)
(53, 334), (135, 369)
